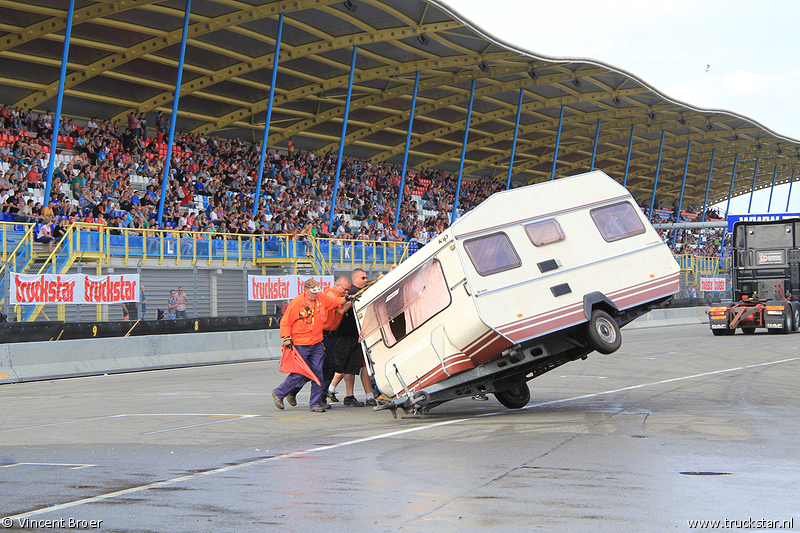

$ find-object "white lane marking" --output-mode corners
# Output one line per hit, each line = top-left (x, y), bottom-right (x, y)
(4, 418), (467, 521)
(0, 463), (95, 470)
(4, 356), (798, 521)
(142, 415), (258, 435)
(522, 357), (800, 410)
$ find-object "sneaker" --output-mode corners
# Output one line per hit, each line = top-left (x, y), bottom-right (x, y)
(320, 401), (331, 410)
(343, 396), (364, 407)
(309, 405), (327, 413)
(272, 389), (284, 410)
(285, 393), (297, 407)
(327, 391), (339, 403)
(365, 398), (377, 407)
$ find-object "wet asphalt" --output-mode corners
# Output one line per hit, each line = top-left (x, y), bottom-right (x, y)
(1, 323), (799, 532)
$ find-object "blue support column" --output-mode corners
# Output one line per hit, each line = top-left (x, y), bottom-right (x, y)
(156, 0), (192, 227)
(700, 148), (715, 222)
(44, 0), (76, 204)
(590, 118), (601, 172)
(328, 46), (358, 230)
(252, 13), (284, 216)
(505, 87), (524, 190)
(550, 104), (565, 181)
(767, 164), (778, 212)
(787, 170), (797, 212)
(648, 131), (666, 222)
(451, 79), (476, 224)
(623, 124), (635, 188)
(675, 141), (692, 224)
(747, 158), (760, 213)
(394, 70), (421, 227)
(719, 153), (740, 255)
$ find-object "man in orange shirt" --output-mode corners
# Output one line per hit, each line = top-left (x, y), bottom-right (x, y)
(284, 276), (352, 409)
(273, 278), (351, 413)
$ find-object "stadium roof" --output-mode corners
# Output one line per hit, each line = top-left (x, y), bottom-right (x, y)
(2, 0), (800, 208)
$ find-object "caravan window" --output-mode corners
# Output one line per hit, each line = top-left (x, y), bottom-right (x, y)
(358, 259), (451, 347)
(463, 232), (521, 276)
(591, 202), (646, 242)
(525, 218), (565, 246)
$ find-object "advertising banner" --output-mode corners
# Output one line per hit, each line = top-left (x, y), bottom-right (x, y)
(726, 213), (800, 233)
(247, 275), (334, 301)
(10, 273), (140, 305)
(700, 277), (727, 292)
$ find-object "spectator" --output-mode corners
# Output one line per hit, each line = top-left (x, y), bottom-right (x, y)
(174, 286), (189, 319)
(166, 289), (177, 320)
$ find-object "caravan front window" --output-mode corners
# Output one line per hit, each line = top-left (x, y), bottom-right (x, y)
(358, 259), (451, 347)
(463, 232), (521, 276)
(591, 202), (646, 242)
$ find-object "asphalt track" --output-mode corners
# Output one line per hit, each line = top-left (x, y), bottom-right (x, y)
(1, 323), (799, 532)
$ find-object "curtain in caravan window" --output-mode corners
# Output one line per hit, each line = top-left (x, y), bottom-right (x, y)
(358, 259), (451, 347)
(590, 202), (646, 242)
(463, 232), (521, 276)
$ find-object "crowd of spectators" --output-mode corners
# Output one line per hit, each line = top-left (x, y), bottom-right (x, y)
(0, 105), (731, 257)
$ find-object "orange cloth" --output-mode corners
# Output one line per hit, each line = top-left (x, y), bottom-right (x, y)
(321, 287), (345, 331)
(279, 346), (320, 384)
(279, 290), (342, 345)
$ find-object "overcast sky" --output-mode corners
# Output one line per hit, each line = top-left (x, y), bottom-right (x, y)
(446, 0), (800, 213)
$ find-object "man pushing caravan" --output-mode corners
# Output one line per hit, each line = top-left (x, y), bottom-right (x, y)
(351, 171), (680, 417)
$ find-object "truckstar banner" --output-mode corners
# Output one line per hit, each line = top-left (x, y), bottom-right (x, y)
(700, 277), (727, 292)
(247, 275), (334, 301)
(10, 272), (140, 305)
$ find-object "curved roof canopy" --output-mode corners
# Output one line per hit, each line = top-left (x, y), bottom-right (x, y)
(2, 0), (800, 208)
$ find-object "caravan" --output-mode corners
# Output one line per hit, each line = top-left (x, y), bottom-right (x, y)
(353, 171), (680, 416)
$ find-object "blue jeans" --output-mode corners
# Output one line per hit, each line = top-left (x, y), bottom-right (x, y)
(175, 310), (188, 319)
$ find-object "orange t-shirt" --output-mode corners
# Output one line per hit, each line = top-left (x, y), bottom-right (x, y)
(321, 287), (345, 331)
(279, 290), (342, 345)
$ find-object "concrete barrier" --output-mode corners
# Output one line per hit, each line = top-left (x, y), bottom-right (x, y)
(0, 329), (285, 385)
(627, 306), (709, 329)
(0, 307), (711, 385)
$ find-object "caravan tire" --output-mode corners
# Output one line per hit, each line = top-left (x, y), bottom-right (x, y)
(413, 390), (430, 407)
(495, 384), (531, 409)
(587, 309), (621, 354)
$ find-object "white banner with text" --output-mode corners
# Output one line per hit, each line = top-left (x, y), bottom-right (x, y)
(247, 275), (334, 301)
(700, 277), (727, 292)
(10, 272), (140, 305)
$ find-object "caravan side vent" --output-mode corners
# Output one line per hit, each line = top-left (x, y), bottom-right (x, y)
(538, 259), (559, 273)
(550, 283), (572, 297)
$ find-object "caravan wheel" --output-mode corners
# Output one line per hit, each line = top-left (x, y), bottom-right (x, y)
(495, 384), (531, 409)
(587, 309), (622, 354)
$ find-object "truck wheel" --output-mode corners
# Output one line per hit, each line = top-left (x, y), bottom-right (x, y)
(586, 309), (621, 354)
(495, 383), (531, 409)
(783, 311), (793, 334)
(741, 327), (756, 335)
(792, 304), (800, 332)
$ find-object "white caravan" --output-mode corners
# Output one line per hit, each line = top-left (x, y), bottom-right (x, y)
(353, 171), (680, 416)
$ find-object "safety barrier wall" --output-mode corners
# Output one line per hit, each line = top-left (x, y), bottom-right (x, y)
(0, 307), (712, 384)
(626, 307), (709, 329)
(0, 328), (284, 384)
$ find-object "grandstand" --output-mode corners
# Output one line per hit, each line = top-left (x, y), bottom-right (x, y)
(2, 0), (799, 322)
